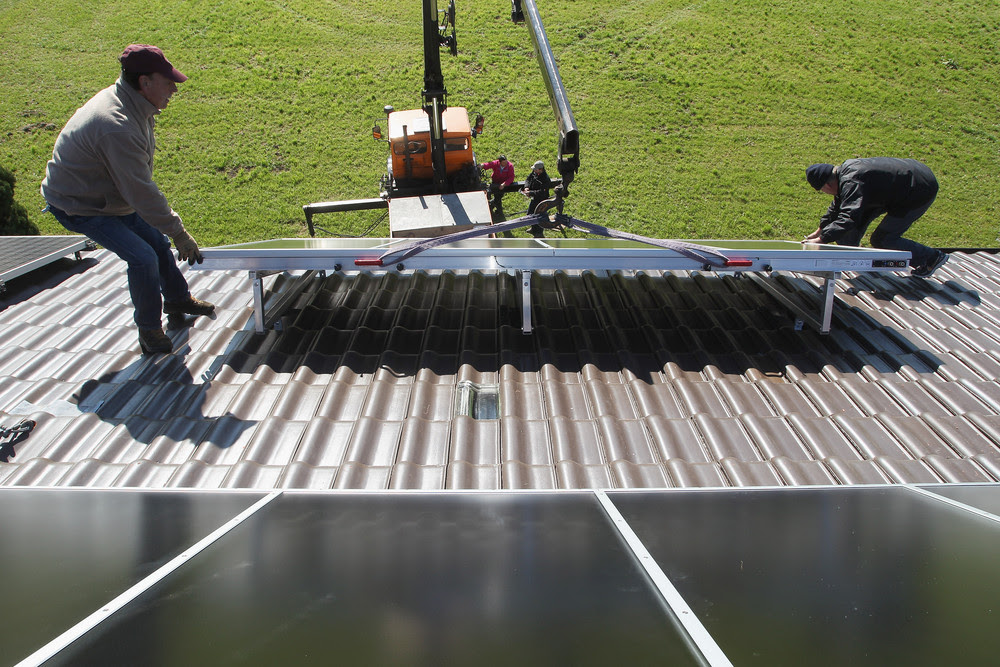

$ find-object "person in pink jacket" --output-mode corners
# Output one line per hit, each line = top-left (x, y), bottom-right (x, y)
(480, 155), (515, 221)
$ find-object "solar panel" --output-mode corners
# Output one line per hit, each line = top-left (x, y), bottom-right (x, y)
(610, 485), (1000, 667)
(0, 489), (264, 666)
(0, 236), (94, 293)
(921, 483), (1000, 517)
(193, 237), (909, 335)
(203, 236), (908, 258)
(6, 485), (999, 666)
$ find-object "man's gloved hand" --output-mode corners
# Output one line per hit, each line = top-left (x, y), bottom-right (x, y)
(172, 230), (203, 264)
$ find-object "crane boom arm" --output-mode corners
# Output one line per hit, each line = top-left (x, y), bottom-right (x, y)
(513, 0), (580, 187)
(422, 0), (452, 193)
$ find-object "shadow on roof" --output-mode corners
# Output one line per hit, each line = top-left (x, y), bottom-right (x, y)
(0, 257), (100, 312)
(210, 269), (945, 383)
(70, 334), (256, 449)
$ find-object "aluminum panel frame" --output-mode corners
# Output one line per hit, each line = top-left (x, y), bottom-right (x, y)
(192, 238), (911, 334)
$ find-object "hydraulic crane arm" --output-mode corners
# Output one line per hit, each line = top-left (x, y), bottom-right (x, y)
(422, 0), (457, 193)
(423, 0), (579, 192)
(512, 0), (580, 190)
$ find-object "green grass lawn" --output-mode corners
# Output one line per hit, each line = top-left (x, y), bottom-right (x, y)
(2, 0), (998, 247)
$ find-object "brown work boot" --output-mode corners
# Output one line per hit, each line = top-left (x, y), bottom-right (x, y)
(138, 327), (172, 354)
(163, 296), (215, 317)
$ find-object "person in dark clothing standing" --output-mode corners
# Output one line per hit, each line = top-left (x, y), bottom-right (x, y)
(804, 158), (947, 277)
(523, 160), (553, 238)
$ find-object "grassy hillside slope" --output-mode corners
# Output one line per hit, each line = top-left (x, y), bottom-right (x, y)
(1, 0), (997, 247)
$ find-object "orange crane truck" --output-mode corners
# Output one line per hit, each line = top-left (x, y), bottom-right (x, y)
(303, 0), (579, 238)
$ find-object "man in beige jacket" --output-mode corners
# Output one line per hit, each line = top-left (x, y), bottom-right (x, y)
(41, 44), (213, 354)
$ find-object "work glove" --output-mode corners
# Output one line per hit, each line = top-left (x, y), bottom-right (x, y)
(172, 230), (203, 264)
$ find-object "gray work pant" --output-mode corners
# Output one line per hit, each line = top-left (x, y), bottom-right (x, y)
(839, 195), (938, 267)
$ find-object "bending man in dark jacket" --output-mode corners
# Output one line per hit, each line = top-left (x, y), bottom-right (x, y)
(804, 157), (947, 277)
(41, 44), (214, 354)
(523, 160), (553, 238)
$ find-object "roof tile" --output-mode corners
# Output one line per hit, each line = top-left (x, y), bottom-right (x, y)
(823, 458), (891, 484)
(194, 416), (258, 463)
(342, 418), (403, 466)
(501, 417), (553, 465)
(449, 416), (499, 465)
(221, 461), (285, 488)
(543, 381), (591, 419)
(645, 415), (712, 462)
(785, 414), (863, 460)
(315, 381), (371, 421)
(872, 456), (941, 484)
(833, 414), (911, 460)
(629, 380), (685, 419)
(598, 416), (658, 465)
(280, 462), (339, 489)
(550, 417), (605, 465)
(389, 462), (446, 490)
(719, 458), (784, 487)
(610, 460), (672, 488)
(396, 419), (451, 465)
(696, 414), (763, 461)
(664, 459), (729, 487)
(797, 381), (867, 418)
(169, 460), (232, 488)
(972, 453), (1000, 480)
(4, 248), (1000, 490)
(673, 377), (731, 417)
(556, 461), (615, 489)
(60, 459), (125, 488)
(291, 419), (353, 467)
(770, 457), (839, 486)
(243, 417), (308, 465)
(502, 461), (558, 489)
(740, 414), (812, 460)
(334, 462), (391, 489)
(834, 378), (905, 416)
(756, 383), (820, 416)
(922, 455), (996, 483)
(875, 414), (961, 459)
(445, 461), (499, 489)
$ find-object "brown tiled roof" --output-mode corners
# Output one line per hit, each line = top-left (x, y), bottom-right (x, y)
(1, 248), (999, 489)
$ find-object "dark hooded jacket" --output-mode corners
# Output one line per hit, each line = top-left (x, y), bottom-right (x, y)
(524, 168), (552, 213)
(818, 157), (937, 244)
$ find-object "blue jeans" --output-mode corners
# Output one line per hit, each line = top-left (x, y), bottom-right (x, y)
(48, 206), (190, 329)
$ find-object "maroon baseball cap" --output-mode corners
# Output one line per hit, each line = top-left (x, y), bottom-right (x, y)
(119, 44), (187, 83)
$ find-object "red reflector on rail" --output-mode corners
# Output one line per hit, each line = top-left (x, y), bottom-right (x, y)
(354, 258), (384, 266)
(725, 259), (753, 267)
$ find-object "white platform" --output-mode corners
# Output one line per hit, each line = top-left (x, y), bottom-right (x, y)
(388, 191), (493, 238)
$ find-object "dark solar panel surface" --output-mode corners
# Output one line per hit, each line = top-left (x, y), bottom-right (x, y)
(611, 485), (1000, 667)
(0, 489), (263, 666)
(41, 491), (700, 666)
(0, 236), (90, 284)
(923, 482), (1000, 516)
(2, 486), (996, 666)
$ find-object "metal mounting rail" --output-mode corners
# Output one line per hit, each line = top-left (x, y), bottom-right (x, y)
(194, 237), (910, 335)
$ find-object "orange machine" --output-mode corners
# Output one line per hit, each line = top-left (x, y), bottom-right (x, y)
(387, 107), (475, 186)
(302, 0), (578, 239)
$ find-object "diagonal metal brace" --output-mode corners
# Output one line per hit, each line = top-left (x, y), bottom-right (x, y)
(371, 212), (735, 268)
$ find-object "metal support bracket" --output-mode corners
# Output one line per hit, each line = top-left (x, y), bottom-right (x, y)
(749, 271), (839, 334)
(249, 271), (276, 333)
(249, 270), (323, 334)
(520, 269), (533, 334)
